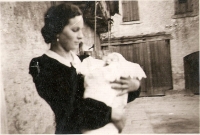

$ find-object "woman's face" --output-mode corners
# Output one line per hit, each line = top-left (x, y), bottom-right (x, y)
(58, 15), (84, 51)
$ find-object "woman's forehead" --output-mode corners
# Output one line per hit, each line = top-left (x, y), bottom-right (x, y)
(68, 15), (83, 27)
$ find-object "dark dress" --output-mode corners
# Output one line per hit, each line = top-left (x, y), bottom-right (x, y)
(29, 54), (140, 134)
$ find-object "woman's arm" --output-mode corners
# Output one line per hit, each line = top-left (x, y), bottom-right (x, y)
(75, 74), (126, 130)
(29, 58), (112, 132)
(76, 75), (127, 132)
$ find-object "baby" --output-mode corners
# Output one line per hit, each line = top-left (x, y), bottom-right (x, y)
(77, 52), (146, 134)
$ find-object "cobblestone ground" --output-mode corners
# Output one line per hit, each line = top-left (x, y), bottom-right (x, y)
(122, 94), (199, 134)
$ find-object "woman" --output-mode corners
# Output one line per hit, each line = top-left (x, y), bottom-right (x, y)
(29, 3), (141, 134)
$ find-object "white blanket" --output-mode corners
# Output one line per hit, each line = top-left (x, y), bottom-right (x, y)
(77, 52), (146, 134)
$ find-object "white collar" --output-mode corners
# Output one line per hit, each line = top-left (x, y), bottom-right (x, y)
(45, 50), (81, 68)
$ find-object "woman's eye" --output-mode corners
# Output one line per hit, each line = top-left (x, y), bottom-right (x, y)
(72, 28), (79, 32)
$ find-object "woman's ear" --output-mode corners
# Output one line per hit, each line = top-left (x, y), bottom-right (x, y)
(56, 34), (59, 42)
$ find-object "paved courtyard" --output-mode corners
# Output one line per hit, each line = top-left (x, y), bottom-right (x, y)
(122, 93), (199, 134)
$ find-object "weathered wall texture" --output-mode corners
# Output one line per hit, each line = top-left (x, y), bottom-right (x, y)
(108, 0), (199, 90)
(0, 2), (55, 134)
(170, 16), (199, 90)
(0, 2), (99, 134)
(111, 0), (173, 37)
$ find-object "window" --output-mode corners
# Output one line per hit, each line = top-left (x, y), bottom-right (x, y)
(122, 1), (139, 22)
(175, 0), (193, 15)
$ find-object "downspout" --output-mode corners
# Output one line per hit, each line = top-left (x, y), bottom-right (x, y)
(94, 1), (98, 52)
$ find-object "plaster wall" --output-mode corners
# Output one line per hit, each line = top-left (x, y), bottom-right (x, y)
(170, 16), (199, 90)
(107, 0), (199, 90)
(110, 0), (173, 37)
(0, 2), (98, 134)
(0, 2), (55, 134)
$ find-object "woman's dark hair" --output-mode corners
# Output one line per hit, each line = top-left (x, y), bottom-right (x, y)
(41, 3), (82, 44)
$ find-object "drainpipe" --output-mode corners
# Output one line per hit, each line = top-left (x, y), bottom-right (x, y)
(108, 20), (110, 50)
(94, 1), (98, 52)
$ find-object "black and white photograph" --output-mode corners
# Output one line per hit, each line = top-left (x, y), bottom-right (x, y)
(0, 0), (199, 134)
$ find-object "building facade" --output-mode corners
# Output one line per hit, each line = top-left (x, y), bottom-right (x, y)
(101, 0), (199, 96)
(0, 0), (199, 133)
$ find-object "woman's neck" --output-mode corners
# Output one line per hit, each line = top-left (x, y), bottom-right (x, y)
(50, 43), (73, 61)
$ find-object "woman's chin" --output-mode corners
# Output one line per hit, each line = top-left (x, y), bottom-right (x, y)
(70, 47), (79, 52)
(74, 44), (79, 48)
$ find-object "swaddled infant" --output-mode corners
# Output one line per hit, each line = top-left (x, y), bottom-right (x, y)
(77, 52), (146, 134)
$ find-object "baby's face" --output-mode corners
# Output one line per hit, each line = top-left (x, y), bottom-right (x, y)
(103, 53), (119, 65)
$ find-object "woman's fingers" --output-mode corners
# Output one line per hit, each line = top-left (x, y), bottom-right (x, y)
(111, 79), (123, 84)
(110, 83), (121, 90)
(111, 82), (128, 90)
(111, 77), (129, 85)
(111, 76), (141, 96)
(117, 90), (128, 96)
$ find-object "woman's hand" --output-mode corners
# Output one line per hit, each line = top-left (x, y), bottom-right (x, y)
(111, 76), (141, 96)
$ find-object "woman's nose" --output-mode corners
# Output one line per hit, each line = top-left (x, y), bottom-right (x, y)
(77, 30), (83, 39)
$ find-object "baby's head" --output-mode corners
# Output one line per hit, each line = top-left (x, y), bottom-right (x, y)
(103, 52), (126, 65)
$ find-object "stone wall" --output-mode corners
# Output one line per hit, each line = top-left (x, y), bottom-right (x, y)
(105, 0), (199, 90)
(0, 2), (99, 134)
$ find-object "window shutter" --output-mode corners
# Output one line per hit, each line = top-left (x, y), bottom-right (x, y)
(175, 0), (180, 14)
(175, 0), (193, 14)
(130, 1), (139, 21)
(187, 0), (193, 12)
(122, 1), (128, 22)
(122, 1), (139, 22)
(179, 0), (187, 3)
(180, 2), (187, 13)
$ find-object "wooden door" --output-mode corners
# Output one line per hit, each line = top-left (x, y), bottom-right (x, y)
(184, 51), (199, 94)
(102, 39), (173, 96)
(131, 42), (150, 96)
(148, 40), (173, 95)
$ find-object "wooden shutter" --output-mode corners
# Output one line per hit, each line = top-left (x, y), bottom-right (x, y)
(130, 1), (139, 21)
(122, 1), (128, 22)
(186, 0), (193, 12)
(122, 1), (139, 22)
(175, 0), (193, 15)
